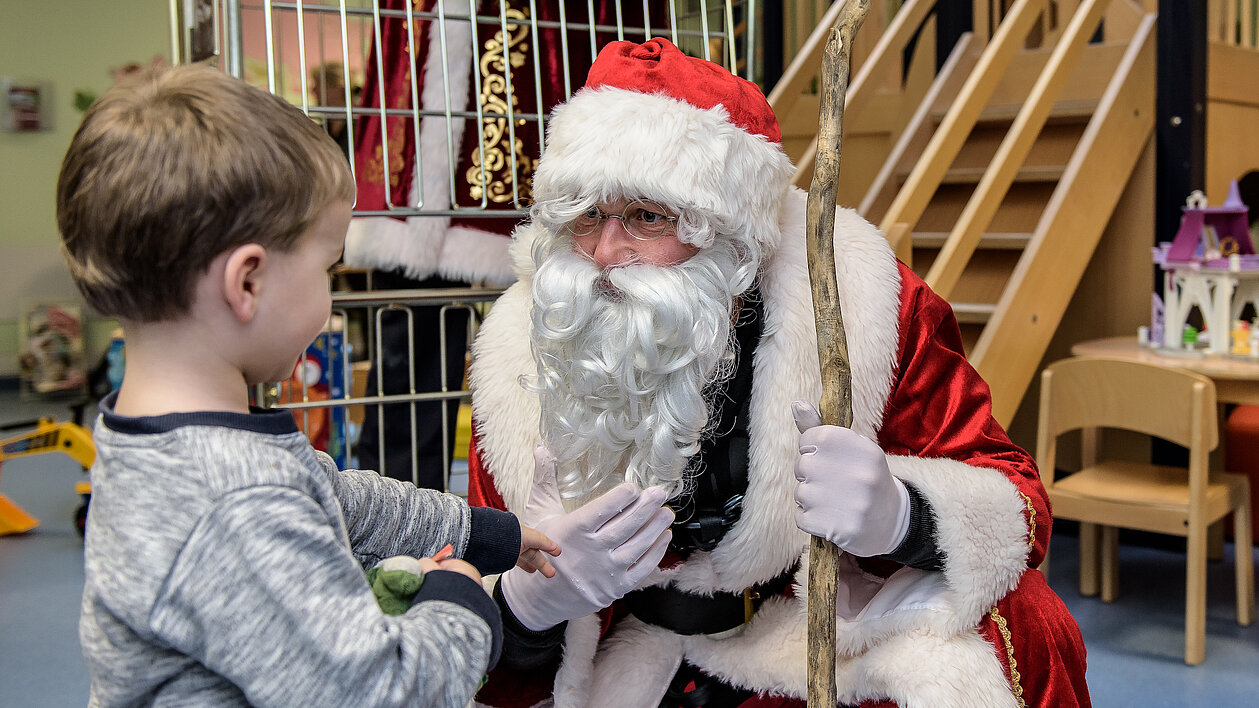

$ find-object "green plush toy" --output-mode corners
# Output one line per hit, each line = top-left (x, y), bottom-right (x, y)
(366, 551), (491, 690)
(365, 555), (426, 615)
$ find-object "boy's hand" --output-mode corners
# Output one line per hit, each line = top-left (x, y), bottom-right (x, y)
(436, 558), (484, 585)
(369, 551), (480, 614)
(517, 525), (560, 578)
(417, 553), (484, 585)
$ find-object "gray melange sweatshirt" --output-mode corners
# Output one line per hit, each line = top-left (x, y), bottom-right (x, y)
(80, 393), (520, 707)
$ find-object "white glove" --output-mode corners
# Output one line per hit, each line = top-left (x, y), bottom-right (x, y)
(792, 401), (911, 558)
(500, 446), (674, 631)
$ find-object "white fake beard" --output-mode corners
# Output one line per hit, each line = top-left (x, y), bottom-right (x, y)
(528, 233), (757, 504)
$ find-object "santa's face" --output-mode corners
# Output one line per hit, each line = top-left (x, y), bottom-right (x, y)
(525, 205), (761, 505)
(568, 199), (700, 269)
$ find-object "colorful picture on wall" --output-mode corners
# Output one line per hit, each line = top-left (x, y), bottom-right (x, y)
(18, 303), (87, 397)
(1, 78), (51, 132)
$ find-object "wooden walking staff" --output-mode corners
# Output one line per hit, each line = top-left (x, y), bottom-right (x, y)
(803, 0), (870, 705)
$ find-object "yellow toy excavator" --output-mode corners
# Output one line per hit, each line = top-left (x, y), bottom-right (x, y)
(0, 417), (95, 536)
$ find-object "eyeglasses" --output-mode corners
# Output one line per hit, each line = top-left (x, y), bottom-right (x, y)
(568, 200), (679, 242)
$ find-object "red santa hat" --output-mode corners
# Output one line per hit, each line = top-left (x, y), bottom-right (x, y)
(531, 37), (796, 251)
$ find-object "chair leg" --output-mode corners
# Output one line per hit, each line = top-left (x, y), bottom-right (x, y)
(1235, 495), (1254, 627)
(1079, 523), (1099, 597)
(1186, 522), (1208, 665)
(1101, 525), (1120, 603)
(1209, 519), (1225, 561)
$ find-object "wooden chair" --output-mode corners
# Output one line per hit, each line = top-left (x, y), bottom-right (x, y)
(1036, 356), (1254, 665)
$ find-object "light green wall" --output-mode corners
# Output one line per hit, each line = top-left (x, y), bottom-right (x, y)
(0, 1), (169, 375)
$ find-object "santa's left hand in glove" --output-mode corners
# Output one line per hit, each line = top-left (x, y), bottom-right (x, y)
(791, 401), (911, 558)
(499, 446), (674, 631)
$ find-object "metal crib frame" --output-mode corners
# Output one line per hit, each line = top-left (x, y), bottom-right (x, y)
(169, 0), (759, 492)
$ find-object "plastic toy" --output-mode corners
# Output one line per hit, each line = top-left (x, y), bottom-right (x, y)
(0, 417), (94, 536)
(365, 546), (452, 615)
(275, 331), (349, 468)
(1154, 181), (1259, 355)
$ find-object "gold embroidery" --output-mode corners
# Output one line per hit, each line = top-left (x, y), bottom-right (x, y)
(1021, 491), (1036, 553)
(466, 5), (534, 206)
(363, 16), (418, 190)
(364, 112), (411, 191)
(990, 605), (1026, 707)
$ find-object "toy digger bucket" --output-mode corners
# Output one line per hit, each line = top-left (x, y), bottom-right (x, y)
(0, 493), (38, 535)
(0, 417), (96, 535)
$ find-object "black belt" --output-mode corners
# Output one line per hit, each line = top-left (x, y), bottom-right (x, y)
(623, 564), (797, 636)
(660, 661), (754, 708)
(660, 661), (861, 708)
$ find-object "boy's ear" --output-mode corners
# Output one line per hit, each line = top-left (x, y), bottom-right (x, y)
(222, 243), (268, 323)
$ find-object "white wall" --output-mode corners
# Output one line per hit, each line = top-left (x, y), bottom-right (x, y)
(0, 2), (169, 375)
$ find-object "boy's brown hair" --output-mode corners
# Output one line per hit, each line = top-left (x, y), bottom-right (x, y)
(57, 62), (355, 322)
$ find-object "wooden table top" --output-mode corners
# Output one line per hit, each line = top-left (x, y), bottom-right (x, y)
(1071, 336), (1259, 382)
(1071, 336), (1259, 406)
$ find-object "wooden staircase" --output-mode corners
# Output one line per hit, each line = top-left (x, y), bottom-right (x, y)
(772, 0), (1156, 426)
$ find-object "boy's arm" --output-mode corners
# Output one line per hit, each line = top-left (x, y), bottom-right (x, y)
(149, 485), (499, 707)
(465, 429), (570, 708)
(324, 453), (520, 573)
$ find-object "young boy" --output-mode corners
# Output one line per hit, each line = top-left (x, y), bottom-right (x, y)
(57, 63), (556, 707)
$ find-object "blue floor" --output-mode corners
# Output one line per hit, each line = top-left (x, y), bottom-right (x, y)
(1, 393), (1256, 706)
(1048, 528), (1259, 707)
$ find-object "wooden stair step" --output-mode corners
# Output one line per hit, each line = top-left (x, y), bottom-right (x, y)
(982, 99), (1098, 125)
(939, 165), (1065, 184)
(913, 232), (1032, 250)
(931, 99), (1099, 126)
(950, 302), (996, 324)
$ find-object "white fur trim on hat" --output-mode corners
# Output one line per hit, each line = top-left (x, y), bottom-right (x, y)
(532, 86), (795, 252)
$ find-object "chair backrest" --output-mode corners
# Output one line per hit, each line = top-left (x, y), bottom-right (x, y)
(1036, 356), (1218, 482)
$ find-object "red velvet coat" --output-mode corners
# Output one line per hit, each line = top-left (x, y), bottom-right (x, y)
(466, 189), (1089, 708)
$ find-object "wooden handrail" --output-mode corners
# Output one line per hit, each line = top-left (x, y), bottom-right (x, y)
(971, 13), (1157, 425)
(1212, 0), (1259, 47)
(858, 31), (979, 218)
(886, 221), (913, 266)
(877, 0), (1049, 236)
(766, 0), (850, 121)
(926, 0), (1112, 299)
(785, 0), (939, 186)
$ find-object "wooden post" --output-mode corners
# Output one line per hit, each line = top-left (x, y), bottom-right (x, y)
(803, 1), (870, 705)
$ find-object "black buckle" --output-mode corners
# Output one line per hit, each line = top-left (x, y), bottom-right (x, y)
(671, 493), (744, 552)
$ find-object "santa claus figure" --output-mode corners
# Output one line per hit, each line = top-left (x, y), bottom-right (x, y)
(467, 37), (1090, 708)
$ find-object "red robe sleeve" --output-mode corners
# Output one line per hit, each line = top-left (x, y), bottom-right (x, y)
(467, 423), (508, 512)
(878, 263), (1051, 567)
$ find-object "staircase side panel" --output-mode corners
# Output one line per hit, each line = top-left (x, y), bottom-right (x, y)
(971, 14), (1157, 426)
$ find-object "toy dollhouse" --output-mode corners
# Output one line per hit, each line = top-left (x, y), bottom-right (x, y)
(1153, 181), (1259, 355)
